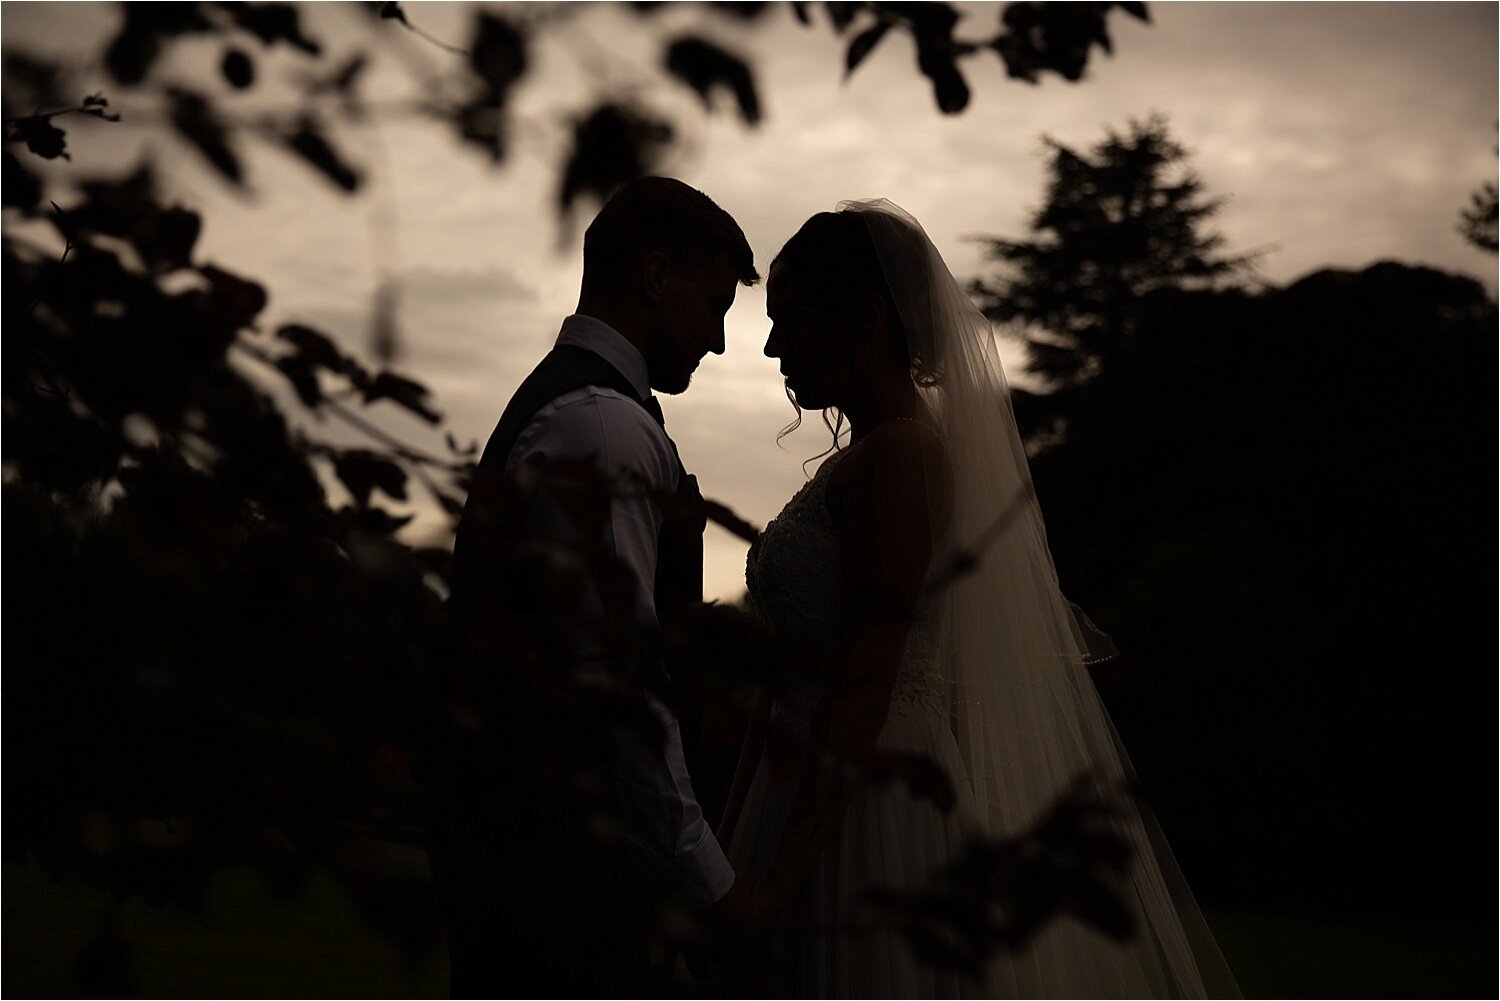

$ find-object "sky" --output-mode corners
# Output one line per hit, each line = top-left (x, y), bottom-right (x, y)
(5, 1), (1497, 601)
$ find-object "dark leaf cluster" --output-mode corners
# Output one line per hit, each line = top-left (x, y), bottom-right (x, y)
(994, 2), (1148, 84)
(104, 3), (216, 85)
(168, 87), (242, 184)
(833, 2), (1147, 115)
(8, 113), (69, 160)
(664, 37), (762, 126)
(864, 777), (1135, 976)
(285, 117), (361, 192)
(452, 14), (529, 163)
(558, 103), (675, 217)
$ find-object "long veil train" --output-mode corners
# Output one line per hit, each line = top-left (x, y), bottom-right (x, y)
(846, 198), (1239, 998)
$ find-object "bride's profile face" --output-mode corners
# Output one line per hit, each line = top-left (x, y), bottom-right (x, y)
(764, 264), (846, 411)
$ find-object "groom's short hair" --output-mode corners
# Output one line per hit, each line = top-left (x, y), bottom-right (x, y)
(582, 177), (759, 294)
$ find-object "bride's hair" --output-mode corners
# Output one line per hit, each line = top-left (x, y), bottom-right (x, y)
(771, 211), (941, 461)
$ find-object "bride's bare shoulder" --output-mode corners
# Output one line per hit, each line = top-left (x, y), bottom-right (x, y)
(827, 419), (950, 522)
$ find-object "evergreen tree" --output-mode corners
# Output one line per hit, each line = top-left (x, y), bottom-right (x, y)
(971, 115), (1254, 390)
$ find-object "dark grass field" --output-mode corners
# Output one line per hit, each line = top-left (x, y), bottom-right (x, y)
(5, 855), (1494, 997)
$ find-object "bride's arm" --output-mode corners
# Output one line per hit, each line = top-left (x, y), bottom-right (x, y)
(715, 689), (770, 845)
(755, 422), (946, 912)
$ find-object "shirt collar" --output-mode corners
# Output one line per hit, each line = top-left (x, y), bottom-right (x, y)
(555, 314), (652, 399)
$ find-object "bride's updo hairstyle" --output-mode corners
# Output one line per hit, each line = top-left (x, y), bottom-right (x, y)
(771, 211), (941, 391)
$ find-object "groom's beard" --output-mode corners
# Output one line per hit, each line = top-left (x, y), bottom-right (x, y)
(654, 367), (693, 395)
(649, 347), (700, 395)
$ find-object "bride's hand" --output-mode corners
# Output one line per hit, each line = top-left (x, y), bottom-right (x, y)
(744, 872), (798, 929)
(703, 872), (769, 931)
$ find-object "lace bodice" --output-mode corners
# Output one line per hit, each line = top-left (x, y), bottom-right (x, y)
(746, 448), (948, 739)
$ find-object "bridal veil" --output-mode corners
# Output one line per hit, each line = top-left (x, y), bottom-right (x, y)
(841, 199), (1239, 998)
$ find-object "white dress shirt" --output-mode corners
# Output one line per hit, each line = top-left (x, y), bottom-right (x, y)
(503, 313), (735, 909)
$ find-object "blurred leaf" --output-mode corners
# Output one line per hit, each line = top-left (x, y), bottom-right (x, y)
(907, 4), (969, 113)
(221, 48), (255, 89)
(558, 104), (674, 217)
(310, 53), (369, 97)
(845, 19), (893, 77)
(167, 88), (241, 184)
(3, 51), (68, 108)
(199, 263), (268, 322)
(275, 354), (322, 406)
(285, 117), (361, 192)
(104, 4), (214, 85)
(453, 98), (506, 163)
(700, 498), (762, 545)
(863, 751), (958, 812)
(664, 37), (761, 126)
(825, 2), (860, 31)
(994, 2), (1122, 84)
(707, 2), (770, 19)
(342, 505), (416, 535)
(226, 2), (322, 54)
(2, 150), (41, 209)
(277, 323), (359, 376)
(66, 167), (202, 273)
(865, 776), (1137, 967)
(8, 116), (69, 161)
(364, 371), (440, 424)
(445, 432), (478, 458)
(78, 92), (121, 122)
(138, 207), (202, 273)
(920, 51), (968, 113)
(335, 449), (409, 505)
(469, 13), (528, 98)
(1069, 874), (1135, 941)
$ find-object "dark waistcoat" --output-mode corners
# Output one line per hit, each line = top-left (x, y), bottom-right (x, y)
(449, 343), (704, 631)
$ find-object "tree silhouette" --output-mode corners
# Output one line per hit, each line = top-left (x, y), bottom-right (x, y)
(956, 111), (1497, 992)
(1459, 181), (1497, 253)
(970, 115), (1255, 396)
(1027, 262), (1496, 931)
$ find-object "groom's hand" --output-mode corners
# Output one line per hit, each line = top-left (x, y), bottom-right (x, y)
(703, 872), (795, 934)
(701, 872), (758, 928)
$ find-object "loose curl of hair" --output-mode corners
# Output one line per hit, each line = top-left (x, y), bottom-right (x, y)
(770, 210), (940, 467)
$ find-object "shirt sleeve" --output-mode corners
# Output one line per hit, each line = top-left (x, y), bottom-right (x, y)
(508, 389), (736, 907)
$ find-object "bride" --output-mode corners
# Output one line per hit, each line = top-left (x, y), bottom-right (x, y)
(717, 200), (1237, 997)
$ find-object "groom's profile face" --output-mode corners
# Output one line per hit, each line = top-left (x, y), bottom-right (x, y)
(648, 252), (738, 395)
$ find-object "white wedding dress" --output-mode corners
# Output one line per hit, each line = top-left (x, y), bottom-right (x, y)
(725, 200), (1235, 999)
(729, 444), (992, 997)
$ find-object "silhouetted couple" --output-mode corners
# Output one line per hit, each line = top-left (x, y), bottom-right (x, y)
(436, 178), (1236, 997)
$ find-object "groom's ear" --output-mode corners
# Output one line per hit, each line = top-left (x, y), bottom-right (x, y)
(642, 251), (671, 304)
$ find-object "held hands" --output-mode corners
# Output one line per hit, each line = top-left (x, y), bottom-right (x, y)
(702, 872), (794, 933)
(684, 872), (790, 989)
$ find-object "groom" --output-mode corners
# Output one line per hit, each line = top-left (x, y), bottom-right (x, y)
(438, 177), (760, 995)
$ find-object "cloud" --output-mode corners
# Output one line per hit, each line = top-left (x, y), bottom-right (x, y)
(396, 266), (538, 305)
